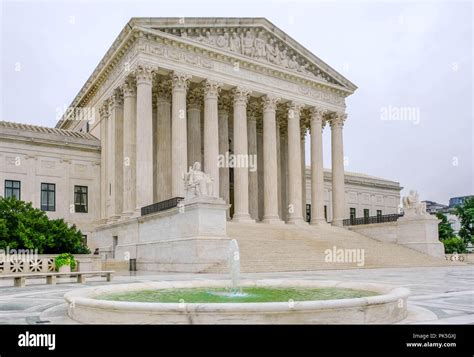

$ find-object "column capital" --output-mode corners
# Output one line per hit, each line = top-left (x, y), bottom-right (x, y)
(99, 100), (109, 120)
(329, 111), (347, 129)
(261, 94), (280, 112)
(309, 106), (328, 123)
(156, 78), (172, 103)
(218, 93), (231, 112)
(122, 77), (136, 98)
(108, 89), (124, 111)
(171, 71), (191, 91)
(287, 101), (305, 119)
(232, 87), (251, 105)
(203, 79), (222, 99)
(134, 64), (154, 85)
(187, 86), (203, 109)
(247, 99), (260, 122)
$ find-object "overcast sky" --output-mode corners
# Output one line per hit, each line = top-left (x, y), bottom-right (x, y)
(1, 0), (472, 204)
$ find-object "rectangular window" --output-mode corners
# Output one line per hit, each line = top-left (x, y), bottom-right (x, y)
(324, 205), (327, 221)
(350, 208), (356, 223)
(74, 185), (88, 213)
(40, 183), (56, 211)
(350, 208), (356, 219)
(4, 180), (21, 200)
(364, 209), (370, 218)
(306, 204), (311, 223)
(377, 210), (382, 217)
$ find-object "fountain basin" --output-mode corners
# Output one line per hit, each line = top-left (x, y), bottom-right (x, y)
(64, 279), (409, 324)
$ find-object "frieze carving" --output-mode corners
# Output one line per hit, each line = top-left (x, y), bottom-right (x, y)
(160, 27), (342, 86)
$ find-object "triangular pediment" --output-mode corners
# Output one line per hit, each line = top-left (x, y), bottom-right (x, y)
(130, 18), (356, 92)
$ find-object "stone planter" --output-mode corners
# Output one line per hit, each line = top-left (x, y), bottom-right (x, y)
(58, 265), (71, 273)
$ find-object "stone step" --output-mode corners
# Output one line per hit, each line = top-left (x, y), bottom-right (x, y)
(200, 222), (453, 273)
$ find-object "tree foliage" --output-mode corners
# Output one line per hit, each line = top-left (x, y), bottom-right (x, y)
(0, 197), (90, 254)
(454, 197), (474, 247)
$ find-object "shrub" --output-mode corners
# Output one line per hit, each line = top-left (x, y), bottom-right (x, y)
(55, 253), (76, 271)
(0, 196), (90, 254)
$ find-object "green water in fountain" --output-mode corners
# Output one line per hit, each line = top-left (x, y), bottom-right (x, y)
(97, 287), (377, 303)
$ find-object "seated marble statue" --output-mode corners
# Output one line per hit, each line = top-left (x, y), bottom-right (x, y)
(402, 190), (427, 215)
(183, 162), (214, 197)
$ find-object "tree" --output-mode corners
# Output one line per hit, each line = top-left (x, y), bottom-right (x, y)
(436, 212), (455, 241)
(0, 196), (90, 254)
(454, 197), (474, 247)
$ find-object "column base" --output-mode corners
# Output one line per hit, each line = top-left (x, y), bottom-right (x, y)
(262, 215), (285, 224)
(310, 218), (329, 226)
(286, 217), (308, 226)
(232, 214), (256, 223)
(331, 219), (344, 227)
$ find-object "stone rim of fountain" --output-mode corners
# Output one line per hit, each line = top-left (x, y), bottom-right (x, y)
(64, 279), (410, 323)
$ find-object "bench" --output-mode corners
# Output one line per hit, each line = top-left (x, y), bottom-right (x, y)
(0, 271), (114, 288)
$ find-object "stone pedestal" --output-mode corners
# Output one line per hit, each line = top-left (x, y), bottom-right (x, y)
(396, 213), (444, 258)
(96, 195), (231, 273)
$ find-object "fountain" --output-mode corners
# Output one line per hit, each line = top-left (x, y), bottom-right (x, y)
(63, 212), (410, 324)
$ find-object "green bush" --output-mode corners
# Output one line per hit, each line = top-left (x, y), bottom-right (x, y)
(442, 236), (467, 254)
(55, 253), (76, 271)
(0, 196), (90, 254)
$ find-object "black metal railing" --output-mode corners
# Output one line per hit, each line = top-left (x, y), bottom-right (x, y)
(343, 213), (403, 227)
(141, 197), (184, 216)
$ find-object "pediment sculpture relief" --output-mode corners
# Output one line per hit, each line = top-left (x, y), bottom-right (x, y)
(158, 27), (342, 86)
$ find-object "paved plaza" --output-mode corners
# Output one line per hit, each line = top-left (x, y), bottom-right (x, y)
(0, 265), (472, 324)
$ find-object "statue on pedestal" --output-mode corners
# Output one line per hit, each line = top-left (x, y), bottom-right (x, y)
(183, 162), (214, 198)
(402, 190), (428, 216)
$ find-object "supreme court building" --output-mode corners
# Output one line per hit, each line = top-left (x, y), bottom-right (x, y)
(0, 18), (402, 256)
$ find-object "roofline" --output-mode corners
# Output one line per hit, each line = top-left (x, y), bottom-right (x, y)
(56, 17), (357, 129)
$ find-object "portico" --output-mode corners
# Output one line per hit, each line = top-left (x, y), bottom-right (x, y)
(62, 18), (357, 227)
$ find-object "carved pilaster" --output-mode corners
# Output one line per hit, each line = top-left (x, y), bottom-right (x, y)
(108, 88), (124, 111)
(99, 100), (109, 120)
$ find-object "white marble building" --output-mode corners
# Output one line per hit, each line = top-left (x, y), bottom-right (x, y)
(0, 18), (402, 248)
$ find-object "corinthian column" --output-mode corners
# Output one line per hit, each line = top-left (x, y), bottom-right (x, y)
(203, 80), (222, 197)
(156, 78), (172, 202)
(122, 77), (136, 215)
(232, 87), (254, 222)
(262, 95), (282, 223)
(99, 102), (108, 221)
(107, 88), (123, 220)
(171, 71), (191, 198)
(247, 101), (259, 220)
(187, 86), (202, 168)
(135, 65), (154, 209)
(310, 107), (327, 225)
(287, 101), (305, 224)
(218, 95), (231, 218)
(330, 112), (347, 226)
